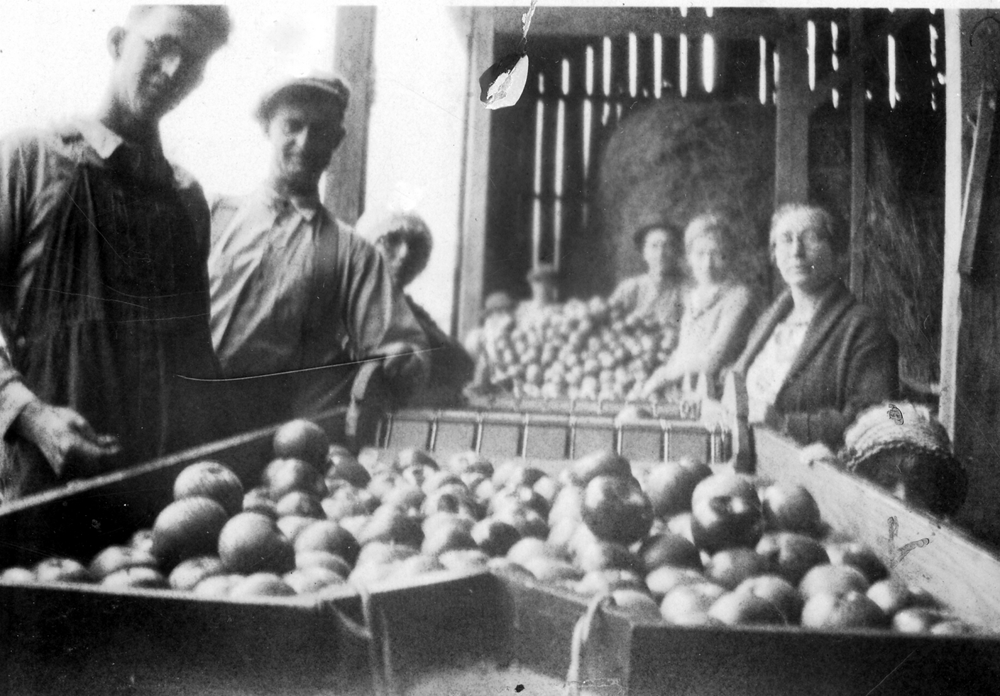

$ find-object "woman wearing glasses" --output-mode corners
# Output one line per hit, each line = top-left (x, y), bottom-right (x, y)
(732, 204), (899, 448)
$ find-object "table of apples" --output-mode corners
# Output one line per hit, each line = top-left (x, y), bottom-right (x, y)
(2, 415), (999, 694)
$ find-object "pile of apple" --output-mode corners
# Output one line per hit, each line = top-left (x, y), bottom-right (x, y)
(479, 297), (677, 401)
(0, 420), (561, 598)
(495, 451), (977, 635)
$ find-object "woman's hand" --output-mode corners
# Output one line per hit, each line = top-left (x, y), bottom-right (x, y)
(641, 363), (682, 398)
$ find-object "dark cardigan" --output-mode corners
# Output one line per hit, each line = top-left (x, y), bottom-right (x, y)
(732, 281), (899, 448)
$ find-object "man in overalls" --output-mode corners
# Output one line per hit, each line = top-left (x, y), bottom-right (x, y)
(0, 6), (231, 500)
(208, 75), (429, 432)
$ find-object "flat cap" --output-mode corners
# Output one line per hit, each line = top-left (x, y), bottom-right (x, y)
(256, 73), (351, 124)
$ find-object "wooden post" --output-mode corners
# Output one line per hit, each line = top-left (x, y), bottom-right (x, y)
(940, 9), (1000, 544)
(325, 7), (376, 225)
(774, 16), (810, 207)
(848, 10), (867, 296)
(454, 9), (494, 339)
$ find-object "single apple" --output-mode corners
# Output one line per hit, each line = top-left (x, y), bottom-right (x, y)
(169, 555), (225, 591)
(229, 572), (297, 598)
(689, 474), (763, 554)
(645, 461), (711, 518)
(800, 590), (888, 630)
(660, 582), (727, 624)
(88, 545), (159, 579)
(151, 496), (229, 569)
(581, 475), (653, 546)
(275, 491), (325, 519)
(761, 483), (822, 536)
(708, 590), (787, 626)
(825, 542), (889, 584)
(733, 575), (803, 624)
(0, 567), (35, 583)
(471, 518), (521, 557)
(570, 450), (632, 486)
(264, 457), (327, 500)
(174, 460), (244, 517)
(639, 533), (702, 573)
(755, 532), (830, 585)
(438, 548), (491, 571)
(645, 565), (707, 600)
(704, 548), (772, 590)
(294, 520), (360, 565)
(609, 589), (663, 622)
(574, 539), (644, 575)
(296, 550), (352, 577)
(799, 564), (870, 600)
(273, 419), (330, 470)
(575, 569), (647, 596)
(325, 451), (371, 488)
(101, 566), (169, 590)
(218, 512), (295, 574)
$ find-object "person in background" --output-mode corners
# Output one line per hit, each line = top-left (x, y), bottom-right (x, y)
(464, 291), (516, 392)
(841, 402), (967, 516)
(609, 223), (686, 331)
(364, 212), (474, 406)
(517, 263), (559, 326)
(642, 213), (758, 398)
(209, 74), (429, 432)
(731, 204), (898, 448)
(0, 5), (231, 500)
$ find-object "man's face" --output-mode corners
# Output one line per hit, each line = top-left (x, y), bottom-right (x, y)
(266, 100), (344, 191)
(110, 7), (221, 124)
(376, 234), (416, 290)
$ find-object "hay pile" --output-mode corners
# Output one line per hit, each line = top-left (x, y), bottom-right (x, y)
(597, 99), (776, 293)
(857, 133), (942, 386)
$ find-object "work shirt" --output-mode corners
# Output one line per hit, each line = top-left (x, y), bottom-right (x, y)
(209, 187), (429, 419)
(0, 119), (219, 498)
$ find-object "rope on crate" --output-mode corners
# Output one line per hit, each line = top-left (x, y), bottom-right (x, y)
(324, 582), (401, 696)
(566, 592), (613, 696)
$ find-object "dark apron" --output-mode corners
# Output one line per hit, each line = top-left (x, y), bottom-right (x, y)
(2, 153), (215, 499)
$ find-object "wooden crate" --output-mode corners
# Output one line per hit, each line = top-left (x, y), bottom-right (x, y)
(0, 411), (510, 695)
(492, 426), (1000, 695)
(374, 408), (731, 464)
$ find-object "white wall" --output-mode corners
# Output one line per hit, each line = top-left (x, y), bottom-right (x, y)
(0, 1), (469, 333)
(0, 1), (336, 199)
(361, 6), (472, 334)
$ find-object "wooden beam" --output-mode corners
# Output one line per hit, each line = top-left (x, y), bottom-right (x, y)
(455, 9), (494, 340)
(774, 20), (810, 208)
(939, 10), (969, 436)
(848, 10), (867, 295)
(491, 6), (797, 41)
(325, 7), (376, 226)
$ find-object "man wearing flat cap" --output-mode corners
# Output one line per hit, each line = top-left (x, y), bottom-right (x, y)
(208, 74), (429, 430)
(0, 5), (231, 499)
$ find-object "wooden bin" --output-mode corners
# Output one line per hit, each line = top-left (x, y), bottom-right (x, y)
(374, 408), (731, 464)
(0, 410), (510, 695)
(492, 426), (1000, 695)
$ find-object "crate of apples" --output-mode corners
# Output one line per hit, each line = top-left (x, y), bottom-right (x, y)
(490, 450), (978, 636)
(476, 296), (678, 402)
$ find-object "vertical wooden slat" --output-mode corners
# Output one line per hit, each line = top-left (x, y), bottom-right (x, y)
(455, 9), (494, 340)
(325, 7), (376, 225)
(775, 18), (811, 206)
(849, 10), (867, 295)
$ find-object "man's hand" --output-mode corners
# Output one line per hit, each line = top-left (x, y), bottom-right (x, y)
(377, 342), (428, 388)
(13, 400), (121, 478)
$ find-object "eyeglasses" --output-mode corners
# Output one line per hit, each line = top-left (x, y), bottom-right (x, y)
(133, 32), (207, 75)
(773, 230), (829, 251)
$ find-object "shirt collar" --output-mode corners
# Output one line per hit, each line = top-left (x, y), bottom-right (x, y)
(73, 118), (166, 161)
(260, 184), (324, 222)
